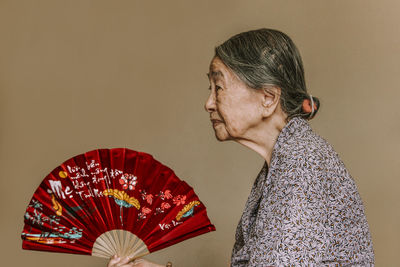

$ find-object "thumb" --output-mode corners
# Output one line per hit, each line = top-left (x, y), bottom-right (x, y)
(118, 256), (133, 265)
(131, 258), (146, 266)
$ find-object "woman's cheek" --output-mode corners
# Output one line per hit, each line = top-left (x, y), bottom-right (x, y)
(223, 115), (243, 138)
(217, 101), (241, 136)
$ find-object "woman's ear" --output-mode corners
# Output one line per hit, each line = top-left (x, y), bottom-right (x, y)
(261, 86), (281, 117)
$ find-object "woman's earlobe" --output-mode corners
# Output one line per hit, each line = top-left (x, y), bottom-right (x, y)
(261, 101), (275, 118)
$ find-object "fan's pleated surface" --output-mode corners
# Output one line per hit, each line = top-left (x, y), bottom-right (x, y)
(21, 148), (215, 259)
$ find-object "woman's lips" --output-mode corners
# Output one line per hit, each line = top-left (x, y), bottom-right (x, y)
(211, 119), (223, 126)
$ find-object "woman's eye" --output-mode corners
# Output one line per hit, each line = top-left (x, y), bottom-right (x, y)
(208, 85), (222, 91)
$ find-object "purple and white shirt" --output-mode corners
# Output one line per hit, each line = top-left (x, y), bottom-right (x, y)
(231, 117), (374, 266)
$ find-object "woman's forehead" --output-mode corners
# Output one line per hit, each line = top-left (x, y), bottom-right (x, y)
(209, 57), (224, 69)
(208, 58), (229, 80)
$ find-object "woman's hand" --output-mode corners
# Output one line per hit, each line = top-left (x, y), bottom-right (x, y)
(107, 255), (165, 267)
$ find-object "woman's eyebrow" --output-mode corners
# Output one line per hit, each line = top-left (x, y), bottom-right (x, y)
(206, 71), (224, 80)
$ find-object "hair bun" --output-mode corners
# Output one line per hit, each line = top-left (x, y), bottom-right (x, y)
(302, 95), (319, 119)
(302, 98), (317, 113)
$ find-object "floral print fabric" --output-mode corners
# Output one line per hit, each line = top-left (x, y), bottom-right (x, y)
(231, 117), (374, 266)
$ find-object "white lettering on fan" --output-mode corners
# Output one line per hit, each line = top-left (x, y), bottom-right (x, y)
(62, 161), (132, 201)
(49, 180), (73, 199)
(158, 220), (183, 230)
(49, 180), (65, 199)
(86, 160), (99, 170)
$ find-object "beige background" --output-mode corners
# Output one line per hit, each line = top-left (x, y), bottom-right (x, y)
(1, 0), (399, 266)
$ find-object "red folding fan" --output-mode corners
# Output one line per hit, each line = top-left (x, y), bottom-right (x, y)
(21, 148), (215, 259)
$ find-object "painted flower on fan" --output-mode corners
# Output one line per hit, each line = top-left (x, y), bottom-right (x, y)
(161, 202), (171, 210)
(155, 202), (171, 215)
(164, 190), (173, 199)
(176, 200), (201, 221)
(173, 195), (186, 206)
(119, 173), (137, 190)
(164, 190), (172, 199)
(138, 206), (152, 220)
(140, 190), (154, 204)
(103, 189), (140, 209)
(145, 194), (153, 205)
(141, 207), (151, 215)
(158, 190), (173, 200)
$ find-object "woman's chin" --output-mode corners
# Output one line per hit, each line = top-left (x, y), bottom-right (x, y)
(214, 129), (232, 141)
(215, 134), (229, 141)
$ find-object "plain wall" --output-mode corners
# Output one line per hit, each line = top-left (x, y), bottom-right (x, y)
(1, 0), (399, 266)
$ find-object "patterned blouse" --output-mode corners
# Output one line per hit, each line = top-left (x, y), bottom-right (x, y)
(231, 117), (375, 266)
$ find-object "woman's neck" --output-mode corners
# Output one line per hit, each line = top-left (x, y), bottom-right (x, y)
(235, 113), (288, 166)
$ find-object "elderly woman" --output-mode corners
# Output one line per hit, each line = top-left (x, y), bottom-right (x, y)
(108, 28), (375, 267)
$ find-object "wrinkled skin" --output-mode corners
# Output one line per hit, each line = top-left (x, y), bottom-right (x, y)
(205, 56), (287, 164)
(205, 56), (266, 142)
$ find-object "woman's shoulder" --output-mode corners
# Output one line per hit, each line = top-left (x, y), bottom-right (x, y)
(277, 124), (342, 169)
(271, 119), (353, 186)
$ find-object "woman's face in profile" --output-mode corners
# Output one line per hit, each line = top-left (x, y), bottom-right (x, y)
(205, 57), (264, 142)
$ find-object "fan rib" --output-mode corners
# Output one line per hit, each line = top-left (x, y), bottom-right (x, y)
(93, 235), (114, 257)
(92, 230), (149, 259)
(102, 231), (118, 257)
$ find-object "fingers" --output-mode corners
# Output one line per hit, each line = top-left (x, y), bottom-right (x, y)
(108, 255), (134, 267)
(108, 255), (155, 267)
(108, 255), (121, 267)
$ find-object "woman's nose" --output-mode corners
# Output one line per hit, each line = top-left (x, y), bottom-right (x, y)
(204, 91), (216, 113)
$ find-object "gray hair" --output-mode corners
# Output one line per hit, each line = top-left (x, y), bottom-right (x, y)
(214, 28), (320, 120)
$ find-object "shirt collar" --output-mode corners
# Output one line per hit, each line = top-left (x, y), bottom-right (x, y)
(268, 116), (311, 167)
